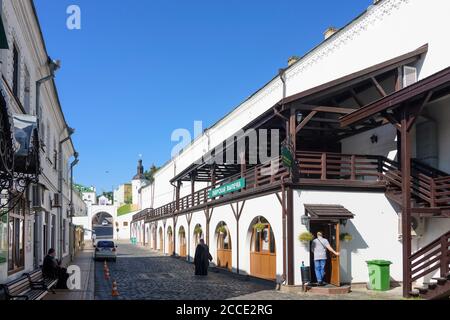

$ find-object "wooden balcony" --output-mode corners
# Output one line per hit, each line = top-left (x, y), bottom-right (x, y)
(134, 151), (394, 222)
(132, 151), (450, 223)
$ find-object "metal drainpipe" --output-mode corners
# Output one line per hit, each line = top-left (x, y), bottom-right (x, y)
(68, 153), (79, 261)
(58, 130), (73, 263)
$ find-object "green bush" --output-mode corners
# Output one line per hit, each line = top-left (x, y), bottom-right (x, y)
(340, 233), (353, 242)
(117, 204), (134, 216)
(298, 231), (314, 243)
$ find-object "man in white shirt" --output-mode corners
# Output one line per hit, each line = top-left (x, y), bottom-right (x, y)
(311, 231), (339, 286)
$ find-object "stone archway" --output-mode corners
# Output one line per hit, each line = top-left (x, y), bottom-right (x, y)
(215, 222), (232, 271)
(249, 216), (276, 280)
(92, 212), (114, 240)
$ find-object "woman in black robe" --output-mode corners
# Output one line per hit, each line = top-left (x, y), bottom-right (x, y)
(194, 239), (212, 276)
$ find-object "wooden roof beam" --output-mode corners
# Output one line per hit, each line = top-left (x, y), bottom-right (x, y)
(296, 104), (357, 114)
(296, 111), (317, 133)
(372, 76), (387, 97)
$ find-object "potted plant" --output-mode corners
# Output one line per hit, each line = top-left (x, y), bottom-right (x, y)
(298, 231), (314, 244)
(217, 225), (227, 234)
(194, 225), (202, 235)
(340, 232), (353, 242)
(254, 222), (266, 232)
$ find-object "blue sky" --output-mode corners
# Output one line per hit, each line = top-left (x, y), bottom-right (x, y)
(34, 0), (371, 194)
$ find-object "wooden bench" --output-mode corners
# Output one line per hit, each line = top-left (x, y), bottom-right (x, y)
(25, 269), (58, 294)
(1, 275), (47, 300)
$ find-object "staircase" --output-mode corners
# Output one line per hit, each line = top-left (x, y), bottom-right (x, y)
(380, 159), (450, 299)
(409, 231), (450, 300)
(382, 158), (450, 214)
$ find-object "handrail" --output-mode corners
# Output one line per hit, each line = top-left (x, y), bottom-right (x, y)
(409, 231), (450, 283)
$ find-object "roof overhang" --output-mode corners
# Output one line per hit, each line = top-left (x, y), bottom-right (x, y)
(170, 45), (429, 184)
(282, 44), (428, 106)
(340, 66), (450, 127)
(304, 204), (355, 221)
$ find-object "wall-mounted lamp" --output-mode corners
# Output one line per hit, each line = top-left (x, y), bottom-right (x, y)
(296, 112), (304, 124)
(301, 215), (310, 226)
(370, 134), (378, 144)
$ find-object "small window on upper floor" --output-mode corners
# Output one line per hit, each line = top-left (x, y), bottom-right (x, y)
(12, 43), (20, 99)
(403, 65), (418, 88)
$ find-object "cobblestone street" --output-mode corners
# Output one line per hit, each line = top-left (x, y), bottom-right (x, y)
(94, 241), (277, 300)
(94, 241), (403, 300)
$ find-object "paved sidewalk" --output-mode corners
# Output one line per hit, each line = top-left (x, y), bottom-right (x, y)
(44, 246), (95, 300)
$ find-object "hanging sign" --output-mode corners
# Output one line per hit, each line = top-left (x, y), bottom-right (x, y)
(208, 178), (246, 199)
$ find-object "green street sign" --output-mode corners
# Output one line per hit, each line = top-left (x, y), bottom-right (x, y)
(208, 178), (246, 199)
(281, 145), (294, 168)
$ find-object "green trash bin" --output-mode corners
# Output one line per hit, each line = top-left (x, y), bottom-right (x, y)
(366, 260), (392, 291)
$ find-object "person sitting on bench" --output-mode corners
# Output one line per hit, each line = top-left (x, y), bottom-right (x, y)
(42, 248), (59, 280)
(42, 248), (69, 289)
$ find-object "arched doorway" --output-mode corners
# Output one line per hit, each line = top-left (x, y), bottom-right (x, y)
(92, 212), (114, 240)
(159, 227), (163, 252)
(249, 216), (276, 280)
(193, 224), (203, 247)
(216, 222), (232, 271)
(179, 226), (187, 257)
(152, 225), (157, 250)
(167, 226), (174, 255)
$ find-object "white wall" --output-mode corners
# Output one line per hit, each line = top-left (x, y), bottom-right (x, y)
(293, 190), (402, 285)
(144, 0), (450, 216)
(425, 96), (450, 174)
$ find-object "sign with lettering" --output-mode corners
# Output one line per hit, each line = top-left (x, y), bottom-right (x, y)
(208, 178), (246, 199)
(281, 145), (294, 168)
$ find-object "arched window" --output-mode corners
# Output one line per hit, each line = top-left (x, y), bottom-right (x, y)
(252, 223), (275, 254)
(216, 223), (231, 250)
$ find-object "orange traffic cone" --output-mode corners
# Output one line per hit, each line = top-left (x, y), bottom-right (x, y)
(111, 280), (119, 297)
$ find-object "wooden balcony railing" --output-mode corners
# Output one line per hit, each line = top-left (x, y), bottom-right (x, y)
(382, 158), (450, 208)
(296, 151), (382, 181)
(409, 230), (450, 283)
(132, 151), (450, 222)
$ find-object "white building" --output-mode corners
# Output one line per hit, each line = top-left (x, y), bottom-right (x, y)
(113, 183), (131, 207)
(81, 186), (97, 206)
(132, 0), (450, 299)
(0, 0), (86, 284)
(132, 160), (148, 207)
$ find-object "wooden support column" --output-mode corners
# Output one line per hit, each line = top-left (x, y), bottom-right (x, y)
(204, 208), (213, 247)
(191, 173), (196, 206)
(176, 181), (181, 211)
(400, 106), (412, 298)
(289, 108), (297, 154)
(286, 187), (294, 285)
(211, 165), (216, 188)
(187, 213), (192, 262)
(240, 152), (246, 179)
(173, 215), (177, 256)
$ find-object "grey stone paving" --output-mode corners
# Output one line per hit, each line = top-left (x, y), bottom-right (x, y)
(94, 242), (276, 300)
(94, 241), (403, 300)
